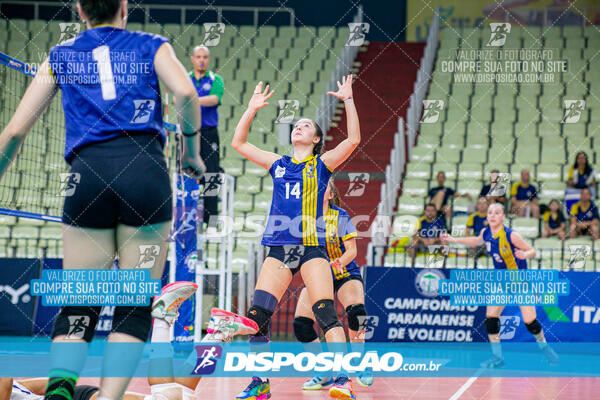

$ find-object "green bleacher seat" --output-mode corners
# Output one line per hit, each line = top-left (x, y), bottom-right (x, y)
(397, 195), (424, 215)
(538, 181), (565, 200)
(405, 163), (431, 180)
(511, 217), (539, 238)
(410, 147), (434, 163)
(432, 163), (456, 180)
(456, 180), (481, 198)
(436, 147), (461, 163)
(536, 164), (562, 181)
(452, 197), (472, 214)
(451, 216), (469, 236)
(458, 163), (483, 180)
(402, 179), (428, 197)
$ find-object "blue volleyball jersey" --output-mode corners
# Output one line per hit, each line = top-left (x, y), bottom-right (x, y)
(262, 154), (332, 246)
(482, 225), (527, 270)
(466, 211), (487, 236)
(325, 205), (360, 280)
(48, 26), (168, 163)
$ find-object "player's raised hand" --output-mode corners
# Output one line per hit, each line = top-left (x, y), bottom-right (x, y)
(248, 82), (274, 111)
(327, 74), (354, 101)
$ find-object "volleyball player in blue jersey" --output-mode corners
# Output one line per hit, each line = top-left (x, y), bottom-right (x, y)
(0, 1), (205, 399)
(442, 203), (558, 367)
(214, 75), (360, 400)
(293, 180), (373, 394)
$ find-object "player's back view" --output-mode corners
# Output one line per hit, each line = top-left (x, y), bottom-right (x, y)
(0, 1), (204, 399)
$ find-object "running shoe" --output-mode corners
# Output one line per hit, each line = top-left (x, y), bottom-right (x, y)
(480, 354), (505, 368)
(542, 344), (559, 365)
(151, 281), (198, 326)
(202, 308), (259, 342)
(328, 376), (356, 399)
(356, 371), (373, 387)
(235, 377), (271, 400)
(302, 376), (334, 390)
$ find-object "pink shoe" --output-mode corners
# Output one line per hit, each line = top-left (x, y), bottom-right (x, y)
(151, 281), (198, 326)
(203, 308), (259, 342)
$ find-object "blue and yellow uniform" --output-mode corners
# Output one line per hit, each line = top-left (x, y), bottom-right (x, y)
(263, 154), (332, 246)
(482, 225), (527, 270)
(510, 181), (537, 201)
(543, 211), (564, 229)
(568, 167), (595, 189)
(325, 205), (361, 286)
(49, 26), (167, 163)
(416, 216), (447, 238)
(570, 201), (599, 222)
(49, 26), (171, 228)
(466, 212), (487, 236)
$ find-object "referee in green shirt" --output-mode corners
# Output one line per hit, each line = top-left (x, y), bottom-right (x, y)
(189, 45), (224, 230)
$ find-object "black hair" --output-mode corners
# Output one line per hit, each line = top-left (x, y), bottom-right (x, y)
(425, 203), (437, 211)
(78, 0), (121, 26)
(328, 180), (340, 207)
(573, 151), (591, 176)
(312, 120), (324, 155)
(548, 199), (565, 222)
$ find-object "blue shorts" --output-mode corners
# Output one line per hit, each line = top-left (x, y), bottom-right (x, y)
(333, 273), (363, 293)
(63, 133), (172, 228)
(266, 245), (329, 275)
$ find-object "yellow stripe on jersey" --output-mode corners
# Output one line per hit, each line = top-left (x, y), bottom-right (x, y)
(494, 225), (518, 270)
(326, 208), (349, 279)
(302, 156), (318, 245)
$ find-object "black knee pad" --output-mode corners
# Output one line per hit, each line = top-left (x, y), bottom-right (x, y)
(247, 305), (273, 337)
(526, 319), (542, 335)
(312, 299), (342, 334)
(111, 306), (152, 341)
(52, 306), (102, 342)
(485, 317), (500, 335)
(293, 317), (318, 343)
(345, 304), (367, 332)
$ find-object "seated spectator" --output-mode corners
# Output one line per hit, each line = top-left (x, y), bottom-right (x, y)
(569, 188), (599, 240)
(567, 151), (596, 191)
(541, 199), (566, 241)
(510, 169), (540, 217)
(466, 197), (489, 259)
(428, 171), (472, 220)
(408, 203), (447, 263)
(480, 169), (507, 205)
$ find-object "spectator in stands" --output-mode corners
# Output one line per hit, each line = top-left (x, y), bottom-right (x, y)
(569, 188), (599, 240)
(428, 171), (472, 221)
(541, 199), (566, 241)
(408, 203), (447, 264)
(567, 151), (596, 192)
(466, 197), (489, 260)
(510, 169), (539, 217)
(480, 169), (507, 205)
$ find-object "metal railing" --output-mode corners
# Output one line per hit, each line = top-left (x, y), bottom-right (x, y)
(374, 245), (600, 272)
(367, 8), (441, 266)
(0, 1), (295, 27)
(315, 5), (363, 133)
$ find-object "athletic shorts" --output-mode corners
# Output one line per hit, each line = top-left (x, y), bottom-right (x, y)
(73, 385), (99, 400)
(266, 245), (329, 275)
(63, 133), (172, 228)
(333, 273), (364, 294)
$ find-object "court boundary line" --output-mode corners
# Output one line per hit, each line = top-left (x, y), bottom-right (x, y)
(448, 368), (483, 400)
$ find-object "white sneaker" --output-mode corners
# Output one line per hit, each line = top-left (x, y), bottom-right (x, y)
(151, 281), (198, 326)
(202, 308), (259, 342)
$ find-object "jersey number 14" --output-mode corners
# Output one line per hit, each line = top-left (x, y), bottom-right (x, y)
(285, 182), (300, 199)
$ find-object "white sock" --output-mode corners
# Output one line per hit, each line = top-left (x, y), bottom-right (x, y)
(151, 318), (171, 342)
(490, 342), (503, 358)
